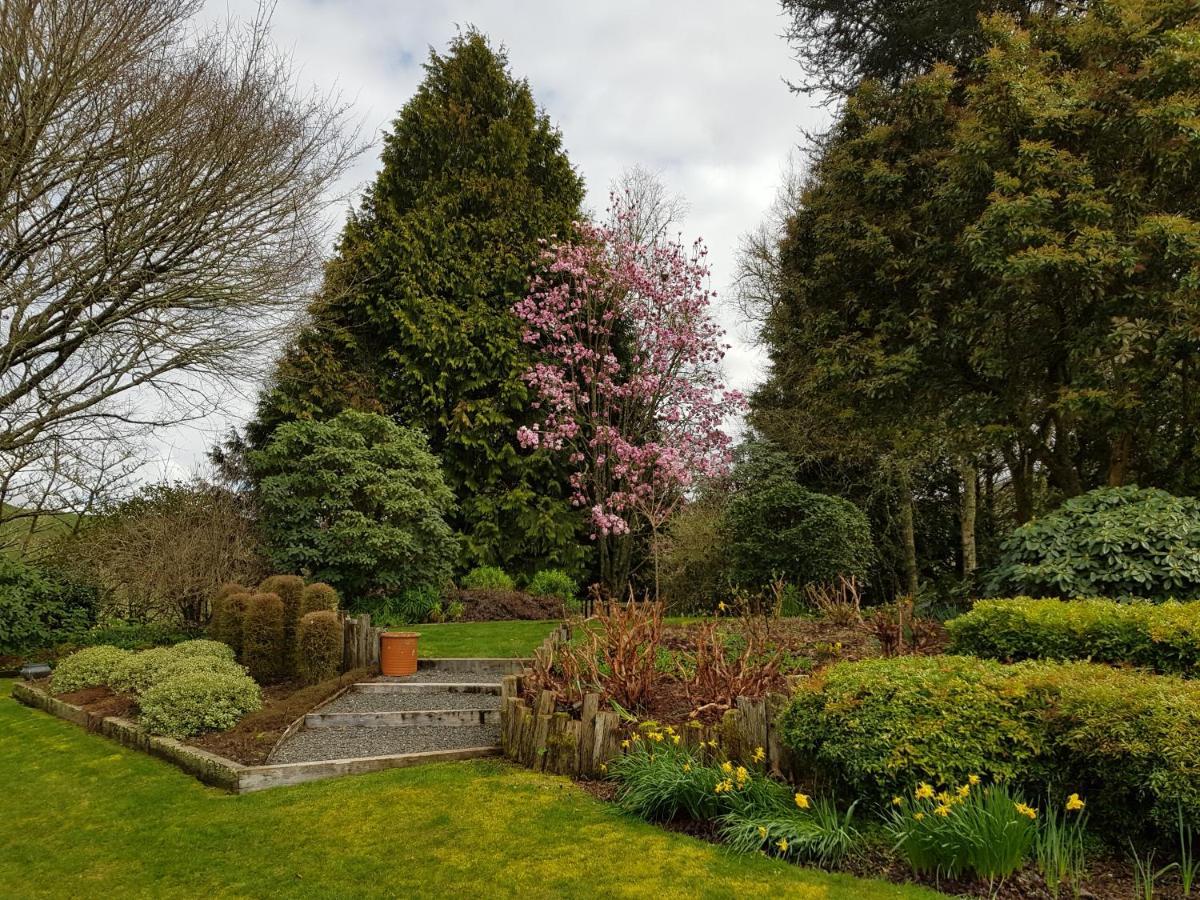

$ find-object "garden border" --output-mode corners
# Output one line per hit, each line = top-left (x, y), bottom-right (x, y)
(499, 624), (804, 777)
(10, 681), (498, 793)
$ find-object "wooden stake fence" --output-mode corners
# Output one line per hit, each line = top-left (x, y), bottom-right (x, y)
(342, 613), (383, 672)
(500, 623), (802, 778)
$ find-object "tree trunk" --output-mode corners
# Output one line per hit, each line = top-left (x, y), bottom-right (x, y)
(898, 482), (919, 599)
(1107, 431), (1133, 486)
(959, 459), (978, 579)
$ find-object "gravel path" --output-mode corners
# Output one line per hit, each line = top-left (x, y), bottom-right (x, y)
(271, 724), (500, 764)
(375, 670), (501, 684)
(321, 690), (500, 714)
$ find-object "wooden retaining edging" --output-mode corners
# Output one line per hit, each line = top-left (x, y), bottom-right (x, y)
(499, 624), (803, 778)
(342, 613), (383, 672)
(11, 681), (496, 793)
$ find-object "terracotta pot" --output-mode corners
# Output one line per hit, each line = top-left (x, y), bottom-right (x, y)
(379, 631), (419, 676)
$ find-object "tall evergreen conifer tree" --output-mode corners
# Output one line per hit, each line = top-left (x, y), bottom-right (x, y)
(251, 30), (587, 575)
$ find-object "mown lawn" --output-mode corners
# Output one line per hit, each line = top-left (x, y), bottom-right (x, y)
(411, 619), (558, 658)
(0, 682), (937, 899)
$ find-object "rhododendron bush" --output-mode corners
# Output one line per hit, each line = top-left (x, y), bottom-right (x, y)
(514, 201), (744, 594)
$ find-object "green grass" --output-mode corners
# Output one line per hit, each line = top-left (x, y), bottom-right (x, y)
(410, 620), (559, 658)
(0, 681), (938, 899)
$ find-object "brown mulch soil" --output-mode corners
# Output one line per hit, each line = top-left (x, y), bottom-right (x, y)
(188, 667), (373, 765)
(54, 684), (137, 720)
(452, 589), (566, 621)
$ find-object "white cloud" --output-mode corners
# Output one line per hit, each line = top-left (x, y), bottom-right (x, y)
(162, 0), (828, 476)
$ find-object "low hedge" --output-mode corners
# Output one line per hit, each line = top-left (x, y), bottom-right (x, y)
(109, 645), (244, 695)
(778, 655), (1200, 836)
(170, 639), (237, 662)
(947, 597), (1200, 675)
(139, 670), (262, 738)
(49, 645), (133, 693)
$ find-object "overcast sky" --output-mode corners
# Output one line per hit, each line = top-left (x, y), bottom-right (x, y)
(156, 1), (830, 478)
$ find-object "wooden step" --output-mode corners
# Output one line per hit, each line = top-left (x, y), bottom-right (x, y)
(352, 681), (501, 695)
(305, 708), (500, 729)
(417, 657), (528, 674)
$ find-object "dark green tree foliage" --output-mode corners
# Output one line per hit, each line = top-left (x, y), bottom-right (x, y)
(780, 0), (1074, 96)
(0, 557), (96, 654)
(755, 1), (1200, 531)
(986, 487), (1200, 601)
(251, 30), (586, 576)
(722, 443), (873, 589)
(248, 411), (458, 601)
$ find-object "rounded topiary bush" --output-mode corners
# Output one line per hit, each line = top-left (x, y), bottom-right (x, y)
(139, 670), (262, 738)
(461, 566), (514, 591)
(170, 639), (236, 662)
(208, 590), (250, 656)
(986, 486), (1200, 602)
(108, 646), (179, 695)
(300, 582), (339, 616)
(242, 592), (285, 682)
(724, 482), (873, 589)
(527, 569), (579, 610)
(49, 645), (133, 694)
(259, 575), (305, 665)
(295, 611), (342, 684)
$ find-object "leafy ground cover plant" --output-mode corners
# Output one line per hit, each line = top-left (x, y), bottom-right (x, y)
(138, 669), (261, 738)
(887, 781), (1038, 885)
(49, 645), (133, 693)
(948, 597), (1200, 675)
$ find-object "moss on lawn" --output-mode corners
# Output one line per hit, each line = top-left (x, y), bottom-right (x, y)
(0, 680), (938, 899)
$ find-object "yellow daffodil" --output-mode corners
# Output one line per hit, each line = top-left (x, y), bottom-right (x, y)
(649, 732), (664, 743)
(776, 838), (789, 853)
(1066, 793), (1085, 812)
(794, 792), (810, 810)
(671, 734), (681, 745)
(758, 826), (768, 839)
(718, 601), (727, 613)
(752, 746), (766, 763)
(914, 812), (925, 821)
(665, 725), (676, 735)
(620, 739), (630, 749)
(630, 733), (640, 742)
(936, 791), (952, 805)
(598, 763), (607, 773)
(915, 783), (934, 800)
(956, 784), (971, 798)
(968, 774), (980, 786)
(892, 796), (904, 806)
(735, 766), (749, 785)
(935, 805), (951, 817)
(721, 760), (733, 774)
(682, 763), (691, 773)
(1014, 802), (1037, 820)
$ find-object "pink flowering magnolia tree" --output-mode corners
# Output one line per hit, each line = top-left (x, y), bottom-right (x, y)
(514, 203), (745, 597)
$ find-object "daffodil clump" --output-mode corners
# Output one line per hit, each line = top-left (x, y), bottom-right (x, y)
(888, 779), (1085, 883)
(717, 789), (860, 868)
(607, 722), (773, 822)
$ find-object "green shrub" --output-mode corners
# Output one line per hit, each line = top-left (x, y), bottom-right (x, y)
(295, 611), (341, 684)
(887, 781), (1038, 881)
(724, 482), (873, 589)
(660, 492), (731, 612)
(248, 411), (458, 599)
(139, 670), (261, 738)
(0, 556), (97, 654)
(382, 584), (442, 624)
(170, 639), (236, 662)
(461, 566), (514, 591)
(259, 575), (305, 668)
(241, 592), (285, 682)
(947, 597), (1200, 675)
(527, 569), (579, 609)
(300, 582), (339, 615)
(208, 591), (249, 656)
(49, 645), (133, 693)
(986, 486), (1200, 602)
(74, 620), (188, 651)
(108, 647), (180, 694)
(779, 655), (1200, 836)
